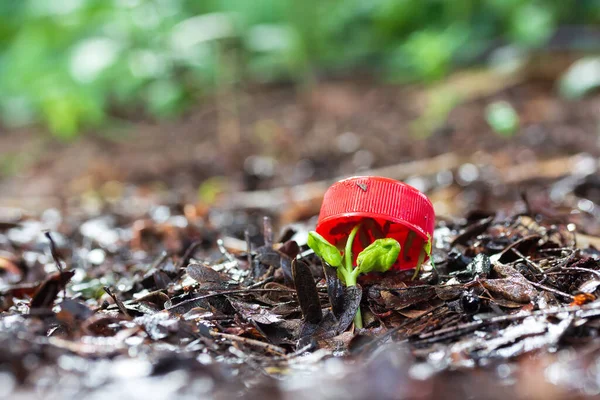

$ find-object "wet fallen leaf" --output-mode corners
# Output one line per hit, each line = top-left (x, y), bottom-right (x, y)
(30, 270), (75, 310)
(481, 278), (538, 303)
(292, 259), (322, 324)
(187, 263), (228, 288)
(323, 264), (344, 319)
(230, 300), (283, 325)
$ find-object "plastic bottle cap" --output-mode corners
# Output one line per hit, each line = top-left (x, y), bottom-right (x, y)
(315, 176), (435, 270)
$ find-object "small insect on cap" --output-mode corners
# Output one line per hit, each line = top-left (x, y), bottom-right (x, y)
(315, 176), (435, 270)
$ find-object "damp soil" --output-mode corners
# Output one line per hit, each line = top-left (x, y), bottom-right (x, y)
(1, 75), (600, 399)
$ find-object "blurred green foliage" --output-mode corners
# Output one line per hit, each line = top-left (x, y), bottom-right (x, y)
(0, 0), (598, 138)
(485, 101), (520, 137)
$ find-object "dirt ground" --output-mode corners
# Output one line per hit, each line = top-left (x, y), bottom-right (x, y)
(1, 74), (599, 211)
(2, 74), (600, 400)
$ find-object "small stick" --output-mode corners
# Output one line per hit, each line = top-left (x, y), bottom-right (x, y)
(44, 231), (66, 298)
(563, 267), (600, 278)
(244, 229), (252, 267)
(165, 288), (295, 314)
(175, 240), (203, 270)
(511, 248), (544, 273)
(211, 331), (286, 355)
(538, 248), (575, 254)
(543, 251), (578, 274)
(415, 302), (600, 344)
(200, 315), (234, 321)
(44, 231), (63, 274)
(103, 286), (131, 318)
(149, 251), (169, 271)
(528, 281), (574, 300)
(263, 216), (273, 248)
(245, 276), (274, 289)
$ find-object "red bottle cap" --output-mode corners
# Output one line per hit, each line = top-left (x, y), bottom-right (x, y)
(316, 176), (435, 270)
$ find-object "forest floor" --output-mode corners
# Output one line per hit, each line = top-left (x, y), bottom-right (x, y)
(1, 71), (600, 399)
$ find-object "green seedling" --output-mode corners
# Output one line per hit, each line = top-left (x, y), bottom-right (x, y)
(308, 224), (400, 329)
(309, 226), (435, 329)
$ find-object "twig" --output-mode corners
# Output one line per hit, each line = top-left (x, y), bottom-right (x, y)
(414, 302), (600, 344)
(149, 251), (169, 271)
(103, 286), (131, 318)
(165, 288), (295, 314)
(211, 331), (286, 355)
(246, 276), (275, 289)
(527, 281), (575, 300)
(543, 251), (578, 274)
(263, 216), (273, 248)
(244, 229), (252, 266)
(538, 248), (575, 253)
(563, 267), (600, 278)
(511, 248), (544, 273)
(44, 231), (63, 274)
(200, 315), (234, 321)
(175, 240), (204, 270)
(44, 231), (66, 299)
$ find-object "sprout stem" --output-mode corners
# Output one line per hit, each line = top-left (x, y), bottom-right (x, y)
(411, 246), (427, 280)
(344, 223), (363, 329)
(344, 224), (361, 274)
(353, 306), (363, 330)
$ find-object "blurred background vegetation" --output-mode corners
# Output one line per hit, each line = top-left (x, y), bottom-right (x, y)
(0, 0), (599, 139)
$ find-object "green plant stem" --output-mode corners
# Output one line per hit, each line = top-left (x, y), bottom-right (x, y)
(344, 224), (360, 274)
(344, 223), (363, 329)
(342, 266), (363, 329)
(344, 268), (359, 286)
(411, 246), (427, 280)
(353, 305), (363, 330)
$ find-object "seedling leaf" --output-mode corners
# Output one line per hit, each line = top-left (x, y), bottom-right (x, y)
(356, 238), (400, 274)
(307, 231), (343, 267)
